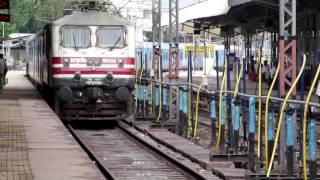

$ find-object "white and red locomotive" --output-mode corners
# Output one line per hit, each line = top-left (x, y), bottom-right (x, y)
(26, 8), (135, 120)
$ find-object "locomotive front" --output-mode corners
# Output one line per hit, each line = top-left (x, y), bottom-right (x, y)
(50, 11), (135, 120)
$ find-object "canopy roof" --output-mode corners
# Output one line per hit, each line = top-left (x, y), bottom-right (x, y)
(184, 0), (320, 35)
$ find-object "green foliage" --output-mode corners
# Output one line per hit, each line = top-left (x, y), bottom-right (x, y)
(4, 23), (16, 37)
(5, 0), (67, 36)
(5, 0), (122, 37)
(8, 0), (34, 34)
(31, 0), (67, 31)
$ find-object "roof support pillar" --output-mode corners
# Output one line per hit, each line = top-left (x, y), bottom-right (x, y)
(152, 0), (162, 81)
(168, 0), (179, 127)
(279, 0), (296, 176)
(169, 0), (179, 79)
(279, 0), (296, 97)
(224, 36), (233, 153)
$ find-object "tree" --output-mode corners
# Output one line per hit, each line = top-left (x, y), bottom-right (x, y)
(32, 0), (67, 31)
(4, 0), (67, 36)
(5, 0), (122, 36)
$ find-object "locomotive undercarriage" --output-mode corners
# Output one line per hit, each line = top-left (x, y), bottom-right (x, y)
(54, 85), (133, 121)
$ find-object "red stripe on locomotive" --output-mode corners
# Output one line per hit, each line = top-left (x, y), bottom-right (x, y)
(52, 57), (135, 65)
(52, 57), (63, 64)
(52, 67), (135, 75)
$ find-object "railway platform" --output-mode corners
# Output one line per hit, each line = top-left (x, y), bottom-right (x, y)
(0, 71), (104, 180)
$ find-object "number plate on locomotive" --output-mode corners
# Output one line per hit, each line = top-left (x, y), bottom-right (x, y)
(87, 58), (101, 66)
(86, 80), (103, 86)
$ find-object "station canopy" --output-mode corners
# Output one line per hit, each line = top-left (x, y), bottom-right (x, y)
(166, 0), (320, 36)
(161, 0), (229, 36)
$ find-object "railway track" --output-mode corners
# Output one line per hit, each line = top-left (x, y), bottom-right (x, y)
(68, 121), (218, 180)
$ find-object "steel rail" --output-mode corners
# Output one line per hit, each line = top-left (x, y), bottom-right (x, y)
(67, 124), (118, 180)
(117, 121), (209, 180)
(68, 122), (210, 180)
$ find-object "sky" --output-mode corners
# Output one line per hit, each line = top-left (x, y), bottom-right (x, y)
(110, 0), (213, 10)
(109, 0), (229, 24)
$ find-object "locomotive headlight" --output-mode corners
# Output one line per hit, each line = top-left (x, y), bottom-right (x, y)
(106, 73), (113, 82)
(63, 58), (70, 67)
(118, 59), (124, 68)
(74, 72), (81, 81)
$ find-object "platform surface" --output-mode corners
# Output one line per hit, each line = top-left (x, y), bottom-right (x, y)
(0, 71), (104, 180)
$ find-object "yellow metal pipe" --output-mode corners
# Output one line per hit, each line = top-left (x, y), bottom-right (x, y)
(233, 64), (243, 98)
(302, 64), (320, 179)
(258, 61), (262, 158)
(215, 58), (227, 149)
(267, 54), (306, 176)
(193, 82), (204, 137)
(156, 55), (162, 123)
(264, 62), (280, 170)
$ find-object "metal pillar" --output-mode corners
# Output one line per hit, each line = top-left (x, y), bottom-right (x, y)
(187, 51), (193, 136)
(279, 0), (296, 174)
(152, 0), (161, 47)
(168, 0), (179, 126)
(224, 37), (233, 151)
(242, 35), (251, 144)
(271, 32), (278, 65)
(193, 35), (199, 72)
(203, 31), (207, 76)
(285, 105), (295, 176)
(168, 0), (179, 79)
(152, 0), (162, 80)
(215, 50), (220, 91)
(279, 0), (296, 97)
(152, 0), (162, 118)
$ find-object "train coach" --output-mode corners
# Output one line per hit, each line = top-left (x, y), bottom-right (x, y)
(135, 42), (225, 72)
(26, 9), (135, 121)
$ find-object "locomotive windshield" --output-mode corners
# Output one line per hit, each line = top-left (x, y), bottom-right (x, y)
(62, 26), (91, 48)
(97, 26), (125, 48)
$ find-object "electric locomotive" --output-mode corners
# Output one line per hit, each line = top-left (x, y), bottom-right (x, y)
(26, 2), (135, 121)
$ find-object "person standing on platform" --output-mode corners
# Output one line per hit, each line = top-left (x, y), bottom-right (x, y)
(0, 54), (7, 93)
(233, 56), (239, 82)
(270, 63), (278, 89)
(263, 60), (270, 83)
(249, 56), (257, 81)
(254, 60), (259, 74)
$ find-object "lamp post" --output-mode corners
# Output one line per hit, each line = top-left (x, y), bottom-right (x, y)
(2, 22), (4, 55)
